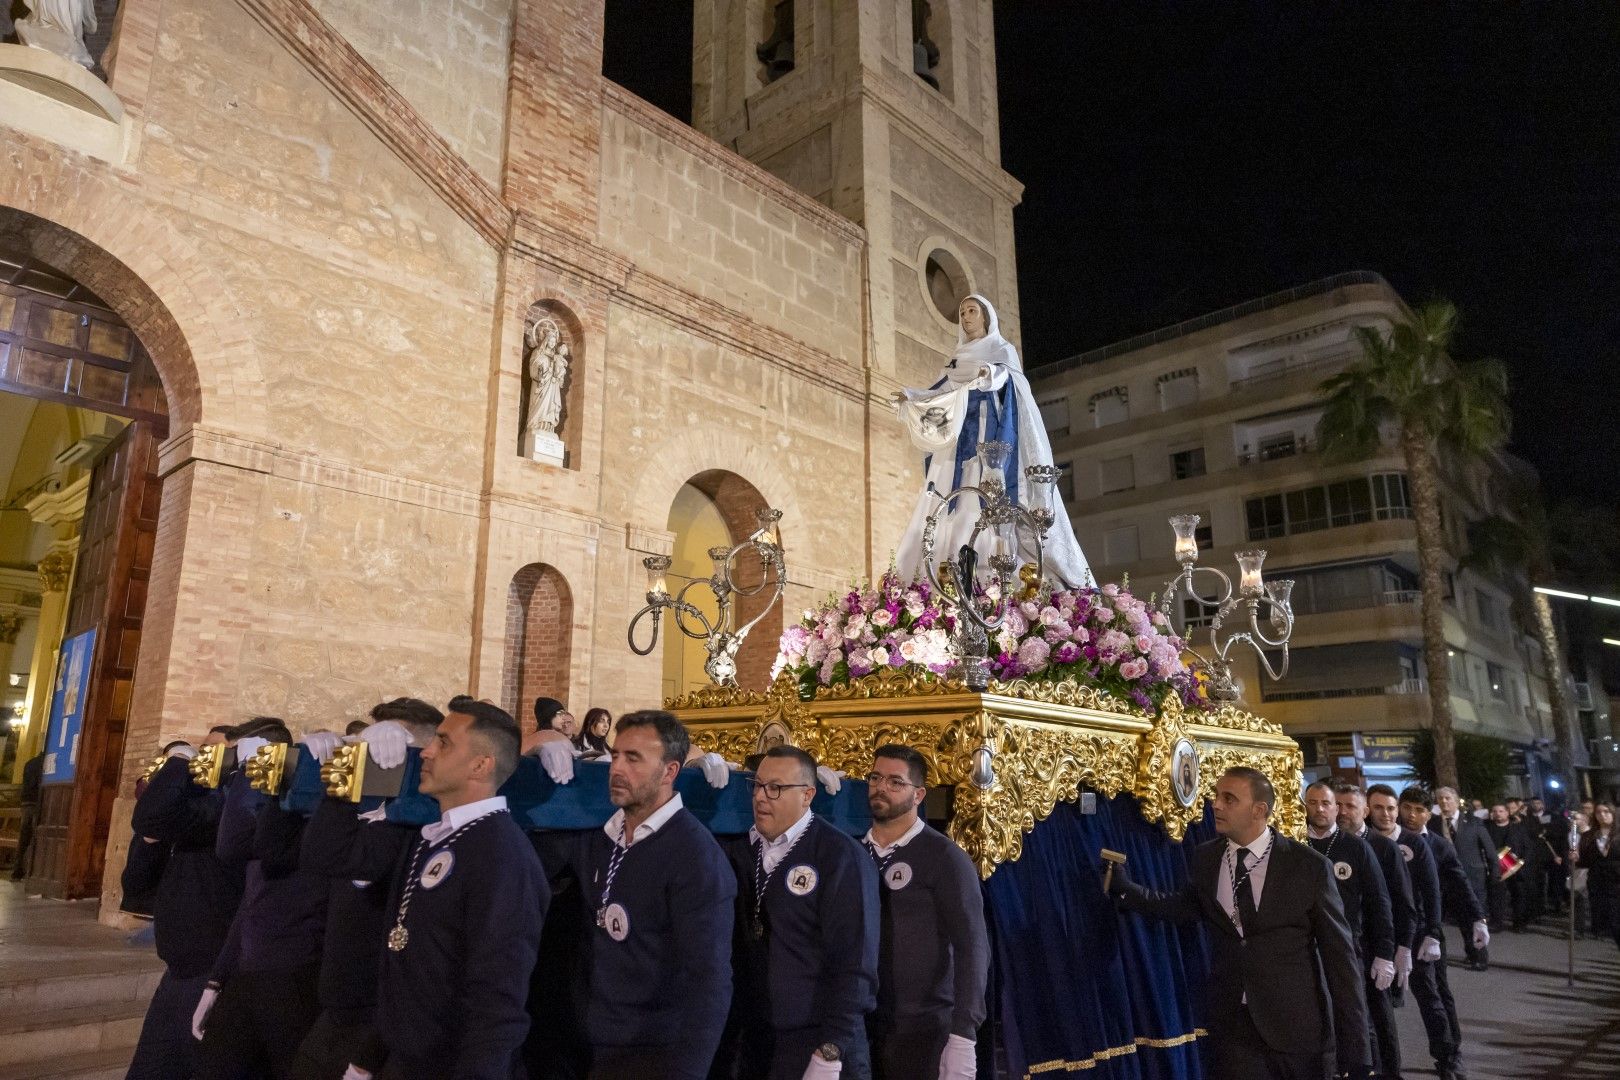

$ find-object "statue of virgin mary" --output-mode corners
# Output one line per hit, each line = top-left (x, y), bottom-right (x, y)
(890, 293), (1093, 588)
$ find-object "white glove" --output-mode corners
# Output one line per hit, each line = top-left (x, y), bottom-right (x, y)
(191, 985), (218, 1040)
(816, 765), (845, 795)
(1417, 936), (1442, 963)
(696, 751), (731, 790)
(299, 731), (344, 763)
(1369, 957), (1395, 991)
(1473, 919), (1490, 950)
(165, 743), (198, 761)
(341, 1067), (374, 1080)
(1394, 945), (1412, 987)
(540, 739), (576, 784)
(358, 720), (410, 769)
(938, 1032), (976, 1079)
(234, 737), (268, 763)
(803, 1053), (842, 1078)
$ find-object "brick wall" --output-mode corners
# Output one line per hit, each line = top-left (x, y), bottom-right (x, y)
(500, 563), (573, 724)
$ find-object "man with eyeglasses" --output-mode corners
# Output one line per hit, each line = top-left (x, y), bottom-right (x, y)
(862, 745), (987, 1080)
(717, 745), (879, 1079)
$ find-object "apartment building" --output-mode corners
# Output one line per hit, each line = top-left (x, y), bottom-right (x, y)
(1031, 272), (1567, 793)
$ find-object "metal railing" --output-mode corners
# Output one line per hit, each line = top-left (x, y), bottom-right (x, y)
(1032, 271), (1391, 378)
(1229, 351), (1357, 393)
(1261, 676), (1427, 703)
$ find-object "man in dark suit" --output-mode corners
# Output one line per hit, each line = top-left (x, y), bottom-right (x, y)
(1108, 767), (1369, 1080)
(1430, 786), (1497, 970)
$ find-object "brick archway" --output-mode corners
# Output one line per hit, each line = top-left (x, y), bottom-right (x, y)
(501, 563), (574, 728)
(682, 470), (783, 691)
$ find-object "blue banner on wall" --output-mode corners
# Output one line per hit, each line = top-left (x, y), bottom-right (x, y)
(42, 628), (96, 784)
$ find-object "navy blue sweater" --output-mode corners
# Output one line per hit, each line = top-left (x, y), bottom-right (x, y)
(129, 757), (244, 978)
(300, 798), (415, 1020)
(1363, 829), (1415, 950)
(211, 771), (328, 982)
(536, 806), (735, 1077)
(1307, 828), (1394, 963)
(375, 809), (550, 1079)
(724, 814), (879, 1055)
(1421, 830), (1485, 924)
(1390, 825), (1443, 944)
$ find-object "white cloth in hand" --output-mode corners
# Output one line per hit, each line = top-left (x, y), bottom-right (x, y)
(299, 731), (344, 763)
(540, 739), (576, 784)
(938, 1032), (976, 1079)
(191, 985), (218, 1040)
(1417, 936), (1442, 963)
(696, 752), (731, 790)
(341, 1067), (373, 1080)
(165, 744), (198, 761)
(1473, 919), (1490, 950)
(1369, 957), (1395, 991)
(802, 1053), (842, 1079)
(1394, 945), (1413, 987)
(358, 721), (410, 769)
(234, 737), (268, 763)
(816, 765), (844, 795)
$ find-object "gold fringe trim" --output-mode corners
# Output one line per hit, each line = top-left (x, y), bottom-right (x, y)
(1025, 1028), (1207, 1075)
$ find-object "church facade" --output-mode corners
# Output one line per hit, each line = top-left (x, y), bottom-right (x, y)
(0, 0), (1024, 907)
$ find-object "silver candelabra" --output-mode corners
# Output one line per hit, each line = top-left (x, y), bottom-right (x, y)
(627, 508), (786, 687)
(1158, 513), (1294, 704)
(919, 440), (1060, 691)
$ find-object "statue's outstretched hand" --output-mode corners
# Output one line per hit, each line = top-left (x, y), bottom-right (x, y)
(887, 390), (908, 408)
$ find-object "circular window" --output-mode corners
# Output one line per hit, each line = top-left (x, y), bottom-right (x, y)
(923, 248), (969, 323)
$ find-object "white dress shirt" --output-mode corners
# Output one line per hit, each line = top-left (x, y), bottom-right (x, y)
(604, 792), (684, 847)
(1215, 826), (1274, 935)
(751, 809), (814, 875)
(863, 816), (926, 859)
(421, 794), (507, 844)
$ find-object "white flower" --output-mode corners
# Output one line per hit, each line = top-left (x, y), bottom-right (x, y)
(1040, 606), (1064, 627)
(871, 646), (889, 666)
(871, 608), (894, 628)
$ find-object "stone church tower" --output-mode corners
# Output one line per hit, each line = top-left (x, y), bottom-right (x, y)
(692, 0), (1026, 557)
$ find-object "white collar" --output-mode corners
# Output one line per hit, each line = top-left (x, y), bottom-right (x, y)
(752, 808), (814, 850)
(864, 816), (926, 858)
(1374, 822), (1401, 841)
(422, 795), (506, 844)
(1227, 827), (1273, 860)
(1307, 823), (1338, 841)
(604, 792), (684, 847)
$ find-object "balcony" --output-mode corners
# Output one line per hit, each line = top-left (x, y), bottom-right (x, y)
(1262, 677), (1426, 704)
(1230, 351), (1356, 394)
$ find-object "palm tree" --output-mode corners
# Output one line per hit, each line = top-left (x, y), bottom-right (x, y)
(1464, 504), (1576, 780)
(1316, 300), (1510, 790)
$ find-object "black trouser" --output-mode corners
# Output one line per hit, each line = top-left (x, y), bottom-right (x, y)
(125, 968), (209, 1080)
(869, 1021), (949, 1080)
(1406, 948), (1461, 1068)
(1590, 883), (1620, 950)
(1507, 872), (1533, 929)
(1363, 973), (1399, 1079)
(1209, 1006), (1330, 1080)
(590, 1045), (705, 1080)
(196, 963), (322, 1080)
(1454, 907), (1488, 967)
(291, 1008), (385, 1079)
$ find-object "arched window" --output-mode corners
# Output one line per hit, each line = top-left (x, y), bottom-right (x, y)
(501, 564), (574, 727)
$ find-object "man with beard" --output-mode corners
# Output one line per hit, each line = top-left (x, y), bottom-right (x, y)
(1302, 781), (1393, 1078)
(535, 710), (735, 1079)
(1335, 783), (1414, 1080)
(861, 745), (987, 1080)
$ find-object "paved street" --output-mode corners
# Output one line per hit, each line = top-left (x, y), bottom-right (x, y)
(1395, 919), (1620, 1078)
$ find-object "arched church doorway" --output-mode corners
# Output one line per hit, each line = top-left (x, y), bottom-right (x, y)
(662, 470), (782, 699)
(0, 212), (179, 900)
(501, 563), (574, 730)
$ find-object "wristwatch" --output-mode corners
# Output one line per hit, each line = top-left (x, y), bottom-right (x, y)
(815, 1042), (841, 1062)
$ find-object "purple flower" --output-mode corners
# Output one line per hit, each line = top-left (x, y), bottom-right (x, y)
(1054, 642), (1081, 665)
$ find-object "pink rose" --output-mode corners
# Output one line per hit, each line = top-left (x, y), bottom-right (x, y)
(1119, 658), (1148, 680)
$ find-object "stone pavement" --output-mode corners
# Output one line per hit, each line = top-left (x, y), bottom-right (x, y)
(1394, 919), (1620, 1078)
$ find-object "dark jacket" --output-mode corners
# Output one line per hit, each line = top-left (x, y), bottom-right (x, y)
(211, 772), (328, 982)
(1577, 829), (1620, 895)
(1383, 825), (1443, 944)
(537, 805), (736, 1077)
(1361, 828), (1415, 952)
(129, 756), (244, 978)
(1421, 830), (1484, 924)
(724, 814), (880, 1058)
(1117, 830), (1369, 1065)
(1430, 811), (1497, 912)
(1306, 827), (1394, 963)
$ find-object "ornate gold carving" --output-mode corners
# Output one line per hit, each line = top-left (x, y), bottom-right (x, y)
(36, 550), (73, 594)
(244, 743), (290, 795)
(676, 670), (1303, 877)
(189, 743), (228, 789)
(322, 743), (366, 802)
(138, 752), (166, 785)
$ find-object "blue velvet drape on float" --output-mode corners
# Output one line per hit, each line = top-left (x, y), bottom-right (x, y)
(983, 791), (1218, 1079)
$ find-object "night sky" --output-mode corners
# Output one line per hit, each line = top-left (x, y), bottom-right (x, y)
(603, 2), (1620, 508)
(994, 2), (1620, 509)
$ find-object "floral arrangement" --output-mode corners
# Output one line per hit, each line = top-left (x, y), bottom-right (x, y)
(772, 571), (1212, 714)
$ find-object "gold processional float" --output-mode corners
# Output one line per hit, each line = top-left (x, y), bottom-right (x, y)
(632, 441), (1306, 879)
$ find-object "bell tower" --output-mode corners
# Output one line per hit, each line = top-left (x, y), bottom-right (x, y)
(692, 1), (1025, 393)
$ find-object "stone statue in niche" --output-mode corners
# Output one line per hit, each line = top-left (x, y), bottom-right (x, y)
(911, 0), (940, 89)
(15, 0), (98, 70)
(756, 0), (795, 84)
(522, 314), (570, 465)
